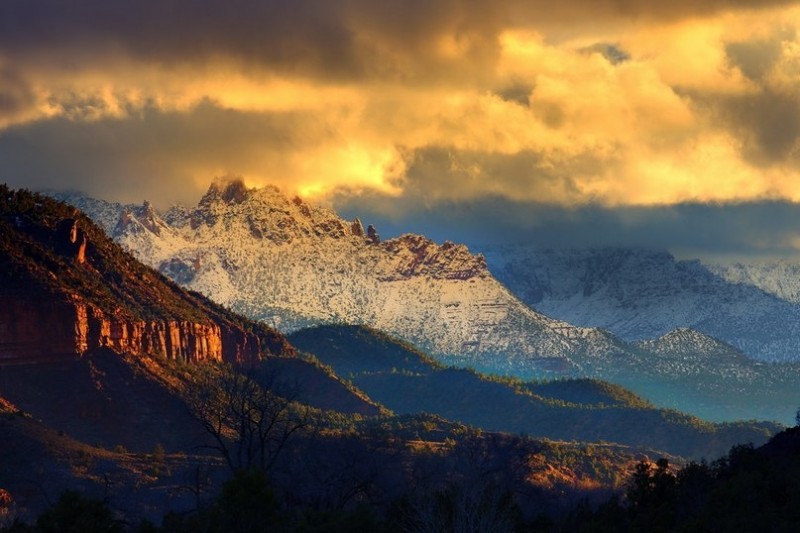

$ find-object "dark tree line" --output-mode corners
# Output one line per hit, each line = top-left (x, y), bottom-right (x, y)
(563, 435), (800, 532)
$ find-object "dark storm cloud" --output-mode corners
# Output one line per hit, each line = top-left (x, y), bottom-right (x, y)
(0, 68), (36, 120)
(0, 0), (500, 82)
(719, 89), (800, 164)
(686, 28), (800, 167)
(579, 43), (630, 65)
(0, 0), (794, 82)
(495, 83), (534, 106)
(3, 0), (800, 260)
(0, 101), (326, 207)
(397, 146), (610, 205)
(334, 192), (800, 259)
(725, 37), (786, 81)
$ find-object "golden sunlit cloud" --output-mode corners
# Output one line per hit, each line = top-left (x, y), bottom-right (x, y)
(1, 1), (800, 212)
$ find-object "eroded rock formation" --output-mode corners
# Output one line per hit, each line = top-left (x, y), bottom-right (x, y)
(0, 294), (291, 365)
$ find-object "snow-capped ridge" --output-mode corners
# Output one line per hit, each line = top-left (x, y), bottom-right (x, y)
(187, 179), (371, 245)
(479, 243), (800, 362)
(707, 260), (800, 304)
(637, 327), (746, 359)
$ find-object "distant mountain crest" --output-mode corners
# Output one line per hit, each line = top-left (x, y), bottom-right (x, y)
(183, 178), (366, 244)
(636, 327), (747, 361)
(480, 243), (800, 362)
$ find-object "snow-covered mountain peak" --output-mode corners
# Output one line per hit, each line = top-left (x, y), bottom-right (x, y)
(185, 178), (368, 245)
(638, 328), (744, 359)
(134, 180), (490, 282)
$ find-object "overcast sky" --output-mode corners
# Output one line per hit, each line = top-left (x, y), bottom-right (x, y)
(2, 1), (800, 259)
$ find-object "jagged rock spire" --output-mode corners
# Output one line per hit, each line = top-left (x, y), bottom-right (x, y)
(367, 224), (380, 244)
(351, 217), (365, 238)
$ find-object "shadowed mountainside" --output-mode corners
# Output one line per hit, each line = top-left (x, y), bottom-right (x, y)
(289, 325), (779, 459)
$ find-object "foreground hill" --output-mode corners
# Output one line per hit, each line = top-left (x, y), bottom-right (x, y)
(289, 325), (779, 459)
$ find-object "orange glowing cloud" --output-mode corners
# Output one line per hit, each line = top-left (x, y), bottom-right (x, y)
(1, 1), (800, 210)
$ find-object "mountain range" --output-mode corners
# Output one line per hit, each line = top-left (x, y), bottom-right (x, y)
(3, 184), (782, 526)
(479, 244), (800, 362)
(56, 178), (620, 378)
(288, 324), (776, 458)
(54, 180), (800, 423)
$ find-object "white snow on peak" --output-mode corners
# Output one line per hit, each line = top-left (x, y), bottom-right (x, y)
(706, 260), (800, 304)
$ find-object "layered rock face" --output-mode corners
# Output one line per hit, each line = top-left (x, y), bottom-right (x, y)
(0, 290), (287, 367)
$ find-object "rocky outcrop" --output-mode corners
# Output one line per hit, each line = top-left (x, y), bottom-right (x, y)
(115, 202), (166, 236)
(366, 224), (380, 244)
(57, 218), (87, 264)
(0, 294), (292, 365)
(219, 179), (249, 204)
(351, 217), (365, 238)
(114, 209), (135, 234)
(137, 201), (162, 235)
(379, 234), (489, 281)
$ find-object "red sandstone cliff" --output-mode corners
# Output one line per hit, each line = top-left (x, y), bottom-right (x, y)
(0, 291), (292, 366)
(0, 186), (294, 366)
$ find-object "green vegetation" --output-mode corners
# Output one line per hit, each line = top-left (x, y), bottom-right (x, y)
(524, 378), (653, 409)
(267, 356), (385, 416)
(289, 324), (441, 377)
